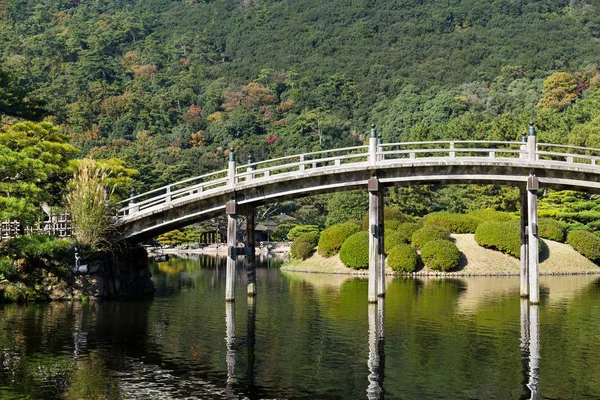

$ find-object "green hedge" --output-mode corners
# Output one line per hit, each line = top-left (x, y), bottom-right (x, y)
(421, 212), (480, 233)
(396, 222), (419, 244)
(411, 225), (450, 249)
(361, 207), (408, 230)
(385, 230), (406, 252)
(0, 257), (17, 281)
(339, 232), (369, 269)
(387, 244), (419, 273)
(318, 222), (362, 257)
(291, 241), (314, 260)
(468, 209), (515, 222)
(474, 220), (521, 258)
(538, 218), (566, 242)
(288, 225), (320, 241)
(421, 240), (461, 271)
(294, 232), (320, 247)
(567, 230), (600, 263)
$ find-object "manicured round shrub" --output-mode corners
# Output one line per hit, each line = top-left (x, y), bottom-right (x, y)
(538, 218), (566, 242)
(361, 207), (408, 230)
(474, 220), (521, 258)
(421, 212), (480, 233)
(396, 222), (419, 244)
(387, 244), (418, 273)
(288, 225), (320, 241)
(294, 232), (320, 248)
(567, 230), (600, 263)
(385, 230), (406, 252)
(385, 220), (402, 231)
(339, 232), (369, 269)
(411, 225), (450, 249)
(318, 222), (362, 257)
(468, 209), (515, 222)
(291, 240), (314, 260)
(420, 240), (461, 271)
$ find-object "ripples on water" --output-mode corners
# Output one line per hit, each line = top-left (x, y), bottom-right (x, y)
(0, 254), (599, 399)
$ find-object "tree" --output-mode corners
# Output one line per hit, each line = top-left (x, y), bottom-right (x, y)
(537, 72), (578, 110)
(0, 122), (78, 224)
(0, 69), (46, 121)
(325, 191), (369, 227)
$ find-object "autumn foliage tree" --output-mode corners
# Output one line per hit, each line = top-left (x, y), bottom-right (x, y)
(537, 72), (578, 110)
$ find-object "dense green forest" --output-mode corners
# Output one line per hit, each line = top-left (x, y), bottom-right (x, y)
(2, 0), (600, 231)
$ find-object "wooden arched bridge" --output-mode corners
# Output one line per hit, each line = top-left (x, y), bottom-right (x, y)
(116, 124), (600, 305)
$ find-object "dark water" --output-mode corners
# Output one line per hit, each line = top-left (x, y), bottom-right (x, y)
(1, 254), (600, 399)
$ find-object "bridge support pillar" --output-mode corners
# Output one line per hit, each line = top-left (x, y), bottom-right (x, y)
(527, 174), (539, 304)
(226, 200), (237, 302)
(246, 207), (256, 297)
(520, 185), (529, 298)
(368, 176), (384, 303)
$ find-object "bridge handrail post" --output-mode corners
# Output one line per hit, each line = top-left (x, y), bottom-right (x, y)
(165, 185), (172, 204)
(528, 122), (536, 163)
(247, 153), (255, 181)
(449, 141), (455, 159)
(299, 155), (305, 172)
(377, 137), (383, 162)
(228, 149), (236, 187)
(369, 124), (378, 165)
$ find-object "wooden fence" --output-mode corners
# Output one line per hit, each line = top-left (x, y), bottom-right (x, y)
(0, 214), (72, 240)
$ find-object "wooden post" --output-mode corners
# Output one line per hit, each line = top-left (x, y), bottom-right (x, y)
(225, 301), (237, 391)
(368, 176), (382, 303)
(527, 304), (540, 398)
(246, 207), (256, 296)
(226, 200), (237, 302)
(367, 299), (385, 399)
(527, 174), (539, 304)
(520, 185), (529, 298)
(246, 295), (256, 386)
(377, 191), (385, 297)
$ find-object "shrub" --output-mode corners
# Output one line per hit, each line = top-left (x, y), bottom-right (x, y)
(411, 225), (450, 249)
(385, 230), (406, 252)
(361, 207), (408, 230)
(474, 220), (521, 258)
(421, 212), (480, 233)
(291, 241), (314, 260)
(396, 222), (419, 244)
(295, 232), (320, 248)
(0, 257), (17, 281)
(538, 218), (566, 242)
(567, 230), (600, 263)
(468, 209), (515, 222)
(339, 232), (369, 269)
(288, 225), (320, 241)
(387, 244), (418, 273)
(318, 222), (362, 257)
(421, 240), (461, 271)
(3, 235), (72, 265)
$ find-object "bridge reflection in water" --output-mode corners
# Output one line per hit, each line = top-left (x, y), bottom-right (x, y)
(221, 284), (544, 399)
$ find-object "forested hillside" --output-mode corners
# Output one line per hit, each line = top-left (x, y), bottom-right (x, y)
(2, 0), (600, 228)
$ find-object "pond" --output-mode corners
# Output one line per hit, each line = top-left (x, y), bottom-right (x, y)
(1, 254), (599, 399)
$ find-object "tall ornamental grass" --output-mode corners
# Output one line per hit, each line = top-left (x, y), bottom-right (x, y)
(66, 159), (116, 252)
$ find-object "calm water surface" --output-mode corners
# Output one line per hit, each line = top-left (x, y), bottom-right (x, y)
(1, 254), (599, 399)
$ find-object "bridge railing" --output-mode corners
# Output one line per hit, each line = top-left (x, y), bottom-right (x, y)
(379, 140), (525, 161)
(236, 145), (369, 183)
(536, 143), (600, 165)
(117, 139), (600, 219)
(116, 169), (229, 217)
